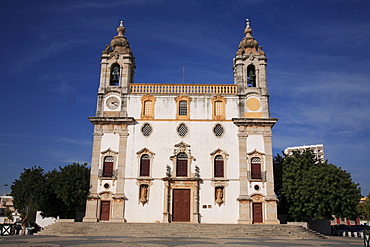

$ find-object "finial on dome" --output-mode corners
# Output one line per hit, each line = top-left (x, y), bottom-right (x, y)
(244, 18), (252, 37)
(117, 20), (125, 36)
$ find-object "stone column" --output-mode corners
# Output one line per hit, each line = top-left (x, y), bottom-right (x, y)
(111, 126), (129, 222)
(237, 127), (252, 224)
(83, 127), (103, 222)
(192, 181), (200, 223)
(263, 131), (279, 224)
(162, 179), (171, 223)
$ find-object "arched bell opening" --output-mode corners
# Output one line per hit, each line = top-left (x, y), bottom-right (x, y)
(110, 63), (120, 86)
(247, 64), (256, 87)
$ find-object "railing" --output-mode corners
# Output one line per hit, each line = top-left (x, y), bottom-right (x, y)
(98, 169), (118, 179)
(130, 83), (237, 94)
(247, 171), (267, 181)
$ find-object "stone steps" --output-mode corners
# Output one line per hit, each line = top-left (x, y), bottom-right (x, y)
(38, 222), (326, 239)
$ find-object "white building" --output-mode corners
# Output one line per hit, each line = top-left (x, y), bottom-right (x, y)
(284, 144), (325, 162)
(84, 20), (279, 224)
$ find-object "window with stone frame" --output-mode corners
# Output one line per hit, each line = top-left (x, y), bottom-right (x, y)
(179, 101), (187, 116)
(140, 95), (156, 119)
(176, 152), (188, 177)
(214, 101), (223, 116)
(175, 95), (191, 120)
(214, 155), (224, 178)
(141, 123), (153, 137)
(136, 147), (155, 178)
(251, 157), (262, 179)
(143, 100), (153, 116)
(213, 124), (225, 138)
(140, 154), (150, 177)
(103, 156), (114, 177)
(212, 95), (226, 120)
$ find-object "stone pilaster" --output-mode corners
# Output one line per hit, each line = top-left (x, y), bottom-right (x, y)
(162, 179), (171, 223)
(236, 126), (252, 224)
(263, 132), (280, 224)
(83, 196), (99, 222)
(83, 128), (103, 222)
(111, 126), (129, 222)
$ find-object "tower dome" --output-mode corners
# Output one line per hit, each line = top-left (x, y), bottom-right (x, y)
(103, 21), (133, 55)
(236, 19), (264, 56)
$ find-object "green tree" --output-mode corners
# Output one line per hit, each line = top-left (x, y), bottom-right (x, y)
(47, 163), (90, 218)
(37, 169), (68, 218)
(274, 150), (361, 221)
(11, 163), (90, 220)
(357, 193), (370, 221)
(10, 166), (46, 221)
(3, 209), (13, 223)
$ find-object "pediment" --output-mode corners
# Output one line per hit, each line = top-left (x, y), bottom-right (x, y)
(101, 148), (118, 155)
(247, 149), (265, 156)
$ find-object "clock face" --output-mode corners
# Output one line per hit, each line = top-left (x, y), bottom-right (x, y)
(106, 96), (120, 110)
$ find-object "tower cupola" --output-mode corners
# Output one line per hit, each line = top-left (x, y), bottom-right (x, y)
(233, 19), (270, 118)
(236, 19), (263, 56)
(105, 21), (133, 55)
(98, 21), (135, 95)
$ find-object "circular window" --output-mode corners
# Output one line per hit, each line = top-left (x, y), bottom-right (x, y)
(141, 123), (152, 137)
(213, 124), (224, 137)
(104, 183), (110, 189)
(177, 123), (188, 137)
(254, 185), (260, 191)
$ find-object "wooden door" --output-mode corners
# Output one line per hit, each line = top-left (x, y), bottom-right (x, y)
(100, 201), (110, 221)
(253, 203), (263, 223)
(172, 189), (190, 222)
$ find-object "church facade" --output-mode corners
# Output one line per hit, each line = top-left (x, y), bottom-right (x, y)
(83, 20), (279, 224)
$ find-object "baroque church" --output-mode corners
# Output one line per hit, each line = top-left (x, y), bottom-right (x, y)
(83, 20), (279, 224)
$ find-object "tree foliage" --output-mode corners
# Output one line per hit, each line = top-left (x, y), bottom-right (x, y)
(11, 163), (90, 219)
(274, 150), (361, 221)
(10, 166), (45, 221)
(46, 163), (90, 218)
(357, 193), (370, 221)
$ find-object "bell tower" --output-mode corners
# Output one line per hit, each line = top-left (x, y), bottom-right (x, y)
(232, 19), (279, 224)
(233, 19), (270, 119)
(83, 22), (135, 223)
(95, 21), (135, 117)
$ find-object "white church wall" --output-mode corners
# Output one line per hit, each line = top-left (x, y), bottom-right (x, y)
(101, 133), (120, 152)
(248, 181), (266, 196)
(124, 180), (164, 223)
(246, 135), (265, 153)
(199, 181), (239, 223)
(98, 180), (116, 194)
(126, 95), (241, 120)
(225, 97), (240, 118)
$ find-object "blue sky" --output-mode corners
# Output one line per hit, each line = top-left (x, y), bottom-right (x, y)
(1, 0), (369, 197)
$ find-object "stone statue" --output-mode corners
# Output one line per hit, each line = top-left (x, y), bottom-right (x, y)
(140, 186), (148, 201)
(216, 188), (223, 202)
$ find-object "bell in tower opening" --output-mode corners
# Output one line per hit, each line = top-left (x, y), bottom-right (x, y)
(247, 64), (256, 87)
(110, 63), (120, 86)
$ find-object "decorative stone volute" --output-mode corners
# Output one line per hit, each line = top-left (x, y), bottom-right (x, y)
(236, 19), (264, 56)
(103, 21), (133, 55)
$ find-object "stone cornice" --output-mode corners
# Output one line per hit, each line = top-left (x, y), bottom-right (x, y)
(88, 117), (134, 125)
(232, 118), (278, 127)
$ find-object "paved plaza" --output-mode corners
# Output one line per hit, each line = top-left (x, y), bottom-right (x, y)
(0, 235), (365, 246)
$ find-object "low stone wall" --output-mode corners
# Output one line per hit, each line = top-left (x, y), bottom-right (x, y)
(56, 219), (75, 223)
(287, 222), (308, 228)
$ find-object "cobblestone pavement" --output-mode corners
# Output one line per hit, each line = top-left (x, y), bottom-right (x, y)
(0, 235), (365, 246)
